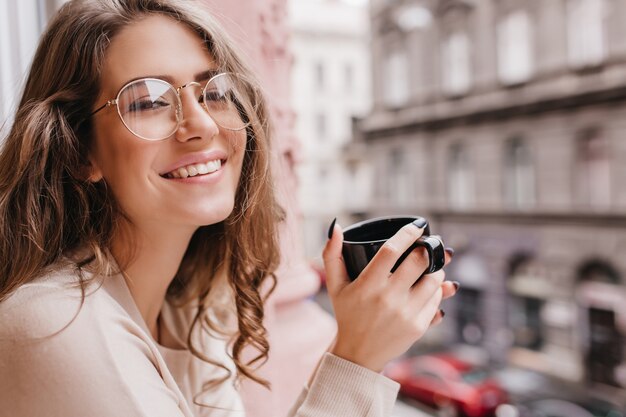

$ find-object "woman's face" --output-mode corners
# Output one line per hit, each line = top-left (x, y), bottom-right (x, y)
(89, 15), (246, 235)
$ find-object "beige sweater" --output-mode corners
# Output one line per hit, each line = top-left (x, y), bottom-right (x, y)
(0, 264), (399, 417)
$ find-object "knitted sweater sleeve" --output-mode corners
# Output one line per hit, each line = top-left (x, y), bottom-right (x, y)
(286, 353), (400, 417)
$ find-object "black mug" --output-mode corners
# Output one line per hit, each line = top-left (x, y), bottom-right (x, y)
(341, 215), (445, 282)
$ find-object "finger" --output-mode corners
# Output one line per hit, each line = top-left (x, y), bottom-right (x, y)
(413, 286), (443, 334)
(322, 221), (350, 297)
(391, 237), (455, 290)
(441, 281), (459, 300)
(430, 309), (446, 327)
(409, 268), (446, 307)
(444, 247), (454, 265)
(389, 245), (431, 290)
(359, 221), (427, 286)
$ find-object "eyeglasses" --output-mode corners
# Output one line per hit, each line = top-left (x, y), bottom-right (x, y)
(91, 72), (253, 141)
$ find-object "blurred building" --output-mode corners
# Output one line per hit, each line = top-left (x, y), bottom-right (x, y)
(289, 0), (373, 259)
(352, 0), (626, 395)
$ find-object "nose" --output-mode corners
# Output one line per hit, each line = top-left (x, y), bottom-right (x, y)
(173, 82), (219, 142)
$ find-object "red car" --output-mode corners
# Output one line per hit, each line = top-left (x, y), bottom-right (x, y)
(385, 354), (508, 417)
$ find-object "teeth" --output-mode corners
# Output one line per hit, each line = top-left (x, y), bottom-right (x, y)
(167, 159), (222, 178)
(197, 164), (209, 175)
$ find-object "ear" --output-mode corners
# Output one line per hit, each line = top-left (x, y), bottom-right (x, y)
(88, 170), (103, 183)
(85, 154), (104, 183)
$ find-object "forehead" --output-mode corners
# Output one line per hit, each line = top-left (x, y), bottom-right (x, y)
(99, 14), (217, 95)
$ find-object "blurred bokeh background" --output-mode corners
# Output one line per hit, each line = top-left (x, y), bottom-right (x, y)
(1, 0), (625, 416)
(290, 0), (626, 415)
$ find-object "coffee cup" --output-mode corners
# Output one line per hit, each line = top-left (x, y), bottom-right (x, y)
(341, 215), (445, 282)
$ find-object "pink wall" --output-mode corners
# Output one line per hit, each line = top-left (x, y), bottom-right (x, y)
(203, 2), (336, 416)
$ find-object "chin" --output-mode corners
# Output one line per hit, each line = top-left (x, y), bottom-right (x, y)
(190, 204), (236, 227)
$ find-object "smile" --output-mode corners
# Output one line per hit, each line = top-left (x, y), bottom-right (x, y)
(161, 159), (223, 179)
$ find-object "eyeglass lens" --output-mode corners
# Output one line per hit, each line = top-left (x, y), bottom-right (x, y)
(117, 73), (251, 140)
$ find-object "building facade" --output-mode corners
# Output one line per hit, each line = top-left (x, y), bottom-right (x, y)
(353, 0), (626, 395)
(289, 0), (373, 259)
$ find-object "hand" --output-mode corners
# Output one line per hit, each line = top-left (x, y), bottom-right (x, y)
(323, 222), (457, 373)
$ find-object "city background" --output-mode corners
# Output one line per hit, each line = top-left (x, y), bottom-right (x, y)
(1, 0), (625, 416)
(292, 0), (626, 415)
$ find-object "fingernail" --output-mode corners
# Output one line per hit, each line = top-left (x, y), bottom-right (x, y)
(440, 309), (446, 318)
(445, 247), (455, 258)
(327, 217), (337, 239)
(452, 281), (460, 291)
(411, 217), (428, 229)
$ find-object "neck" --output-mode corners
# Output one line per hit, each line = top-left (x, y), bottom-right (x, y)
(112, 221), (196, 341)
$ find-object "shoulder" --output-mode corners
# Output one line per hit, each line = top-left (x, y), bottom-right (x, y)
(0, 261), (159, 355)
(0, 263), (113, 340)
(0, 264), (183, 416)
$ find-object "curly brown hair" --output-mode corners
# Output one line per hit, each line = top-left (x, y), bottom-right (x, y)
(0, 0), (283, 400)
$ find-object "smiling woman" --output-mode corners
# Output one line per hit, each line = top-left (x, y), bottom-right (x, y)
(0, 1), (457, 416)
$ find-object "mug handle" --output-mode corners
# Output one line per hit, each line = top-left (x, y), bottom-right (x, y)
(391, 235), (446, 276)
(415, 236), (446, 274)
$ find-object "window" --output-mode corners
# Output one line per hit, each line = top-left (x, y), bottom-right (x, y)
(317, 166), (329, 203)
(448, 143), (475, 209)
(497, 10), (533, 85)
(506, 254), (546, 351)
(387, 149), (410, 207)
(315, 61), (325, 90)
(578, 260), (621, 285)
(504, 138), (535, 209)
(394, 4), (433, 32)
(377, 163), (389, 201)
(576, 129), (611, 210)
(577, 261), (624, 386)
(510, 296), (544, 350)
(567, 0), (607, 68)
(316, 113), (327, 138)
(442, 32), (471, 96)
(586, 307), (623, 386)
(514, 297), (544, 350)
(318, 166), (329, 181)
(456, 288), (484, 345)
(344, 63), (354, 93)
(383, 47), (410, 107)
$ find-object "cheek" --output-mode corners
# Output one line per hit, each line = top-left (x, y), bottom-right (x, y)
(91, 118), (124, 171)
(95, 142), (139, 177)
(90, 125), (158, 191)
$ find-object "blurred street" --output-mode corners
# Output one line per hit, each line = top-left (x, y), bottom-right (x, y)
(314, 284), (626, 417)
(393, 400), (437, 417)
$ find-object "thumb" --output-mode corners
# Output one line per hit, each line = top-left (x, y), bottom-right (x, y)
(322, 220), (350, 297)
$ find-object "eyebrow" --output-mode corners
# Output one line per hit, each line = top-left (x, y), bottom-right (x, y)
(120, 68), (220, 88)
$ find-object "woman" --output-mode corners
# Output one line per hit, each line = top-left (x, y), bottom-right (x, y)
(0, 0), (457, 416)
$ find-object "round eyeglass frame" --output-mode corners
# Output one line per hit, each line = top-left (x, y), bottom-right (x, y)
(90, 72), (252, 141)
